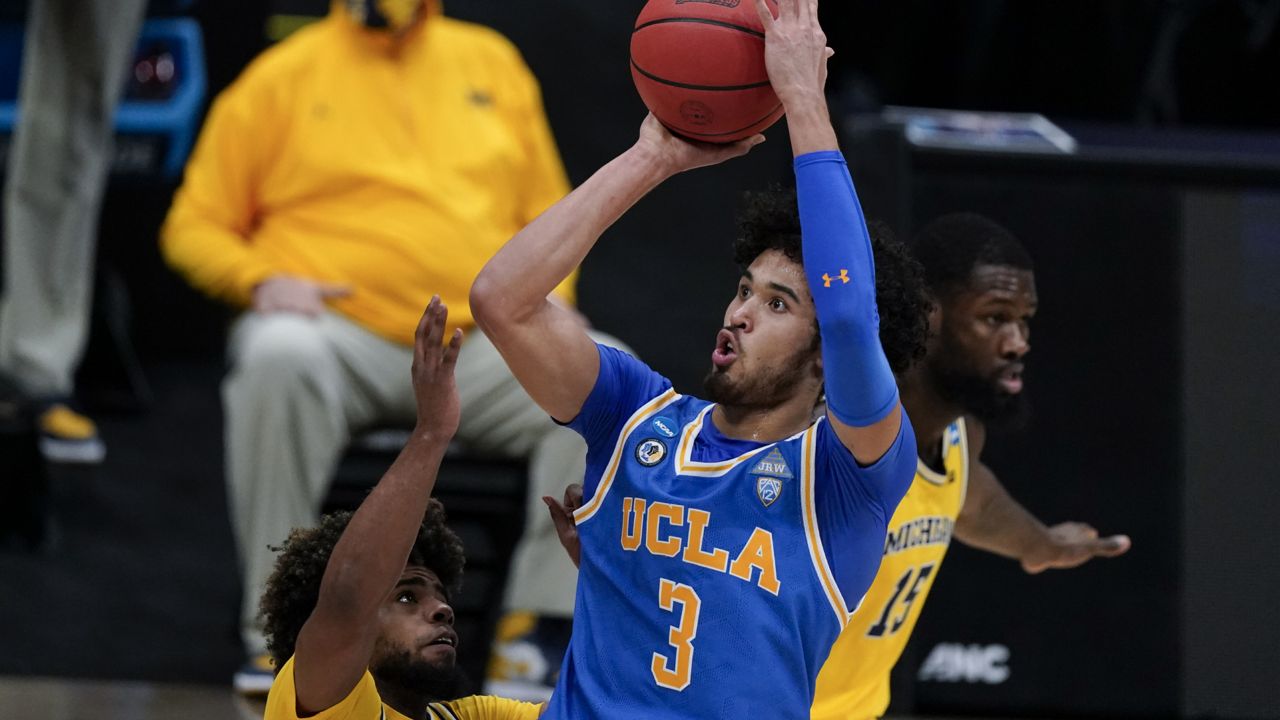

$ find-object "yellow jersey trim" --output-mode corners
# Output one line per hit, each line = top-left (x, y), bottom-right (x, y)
(801, 418), (852, 628)
(914, 417), (970, 505)
(573, 389), (682, 524)
(673, 405), (810, 477)
(956, 417), (970, 508)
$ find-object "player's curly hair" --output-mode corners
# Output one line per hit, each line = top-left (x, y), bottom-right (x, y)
(259, 499), (466, 671)
(734, 186), (931, 373)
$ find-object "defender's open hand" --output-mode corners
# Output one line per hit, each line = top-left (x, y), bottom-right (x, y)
(411, 295), (463, 441)
(545, 483), (585, 568)
(1021, 522), (1132, 574)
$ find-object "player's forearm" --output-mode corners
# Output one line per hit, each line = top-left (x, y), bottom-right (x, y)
(472, 144), (672, 328)
(794, 152), (898, 427)
(954, 468), (1050, 562)
(313, 431), (451, 621)
(783, 91), (839, 157)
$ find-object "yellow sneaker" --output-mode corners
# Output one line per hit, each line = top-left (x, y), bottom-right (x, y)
(484, 611), (571, 702)
(233, 653), (275, 697)
(37, 403), (106, 464)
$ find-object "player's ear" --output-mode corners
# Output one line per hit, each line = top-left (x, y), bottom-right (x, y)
(927, 299), (943, 336)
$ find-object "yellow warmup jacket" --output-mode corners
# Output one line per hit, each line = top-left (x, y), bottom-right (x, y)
(161, 1), (572, 345)
(266, 656), (541, 720)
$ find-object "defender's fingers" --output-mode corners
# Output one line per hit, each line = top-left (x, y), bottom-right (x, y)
(426, 300), (448, 352)
(563, 483), (585, 512)
(442, 328), (463, 369)
(414, 296), (440, 360)
(544, 496), (574, 532)
(1093, 534), (1132, 557)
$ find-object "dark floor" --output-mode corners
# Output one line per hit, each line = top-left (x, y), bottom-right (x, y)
(0, 360), (244, 684)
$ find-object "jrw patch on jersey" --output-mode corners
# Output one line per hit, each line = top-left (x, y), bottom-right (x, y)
(750, 447), (792, 507)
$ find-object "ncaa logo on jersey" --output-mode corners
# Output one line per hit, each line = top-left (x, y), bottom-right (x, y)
(757, 476), (783, 507)
(635, 439), (667, 467)
(652, 416), (678, 439)
(946, 423), (962, 447)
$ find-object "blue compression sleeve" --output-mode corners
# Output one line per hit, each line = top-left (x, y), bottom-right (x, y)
(795, 150), (899, 427)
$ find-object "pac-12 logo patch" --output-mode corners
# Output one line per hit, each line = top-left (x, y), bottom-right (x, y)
(757, 476), (783, 507)
(636, 439), (667, 467)
(652, 416), (678, 439)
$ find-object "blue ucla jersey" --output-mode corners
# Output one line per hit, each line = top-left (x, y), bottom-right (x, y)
(542, 346), (916, 720)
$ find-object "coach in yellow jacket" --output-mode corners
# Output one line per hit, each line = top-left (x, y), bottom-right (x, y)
(161, 0), (597, 693)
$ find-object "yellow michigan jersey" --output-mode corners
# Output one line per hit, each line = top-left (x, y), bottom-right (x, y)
(266, 656), (542, 720)
(811, 418), (970, 720)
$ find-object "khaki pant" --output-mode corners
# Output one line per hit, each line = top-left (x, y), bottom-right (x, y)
(227, 311), (604, 653)
(0, 0), (147, 394)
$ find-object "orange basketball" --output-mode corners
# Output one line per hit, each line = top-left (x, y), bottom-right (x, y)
(630, 0), (783, 144)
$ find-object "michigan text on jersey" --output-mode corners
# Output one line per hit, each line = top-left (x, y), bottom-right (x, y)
(883, 516), (954, 556)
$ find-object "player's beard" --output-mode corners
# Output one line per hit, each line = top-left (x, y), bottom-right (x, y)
(703, 341), (817, 410)
(927, 340), (1031, 433)
(371, 644), (468, 702)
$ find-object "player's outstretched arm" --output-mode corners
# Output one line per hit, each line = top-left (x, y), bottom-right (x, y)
(471, 117), (762, 423)
(291, 298), (462, 715)
(954, 419), (1132, 574)
(755, 0), (903, 465)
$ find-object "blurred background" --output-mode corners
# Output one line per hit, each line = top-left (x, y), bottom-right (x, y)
(1, 1), (1277, 719)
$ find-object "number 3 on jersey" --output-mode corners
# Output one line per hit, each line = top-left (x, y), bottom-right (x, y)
(866, 563), (936, 637)
(651, 578), (702, 691)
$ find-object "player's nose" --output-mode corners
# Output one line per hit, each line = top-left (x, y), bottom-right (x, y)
(1001, 325), (1030, 358)
(424, 597), (454, 625)
(729, 300), (754, 332)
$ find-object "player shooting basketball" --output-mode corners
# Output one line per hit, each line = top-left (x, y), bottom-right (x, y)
(551, 213), (1135, 718)
(471, 0), (927, 716)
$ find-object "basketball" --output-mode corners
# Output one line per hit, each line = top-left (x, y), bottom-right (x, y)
(630, 0), (783, 144)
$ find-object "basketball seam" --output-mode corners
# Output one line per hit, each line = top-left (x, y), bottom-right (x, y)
(665, 102), (783, 139)
(630, 59), (771, 92)
(633, 16), (765, 39)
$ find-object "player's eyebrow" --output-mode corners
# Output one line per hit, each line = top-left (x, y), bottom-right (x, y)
(396, 576), (444, 592)
(742, 270), (801, 303)
(768, 282), (800, 303)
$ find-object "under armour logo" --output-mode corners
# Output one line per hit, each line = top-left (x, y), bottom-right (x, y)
(821, 269), (850, 288)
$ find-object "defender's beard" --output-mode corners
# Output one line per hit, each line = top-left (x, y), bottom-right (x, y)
(371, 643), (467, 702)
(928, 336), (1031, 433)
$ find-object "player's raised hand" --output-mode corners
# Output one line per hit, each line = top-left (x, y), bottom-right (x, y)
(544, 483), (585, 568)
(753, 0), (831, 104)
(1020, 522), (1132, 574)
(411, 295), (463, 442)
(636, 113), (764, 176)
